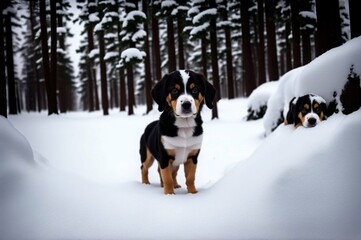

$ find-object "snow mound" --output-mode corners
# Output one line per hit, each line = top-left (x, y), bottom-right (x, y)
(212, 109), (361, 239)
(246, 81), (279, 120)
(1, 104), (361, 239)
(0, 116), (34, 175)
(264, 36), (361, 135)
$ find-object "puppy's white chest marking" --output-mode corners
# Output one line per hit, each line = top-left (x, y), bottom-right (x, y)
(162, 118), (203, 166)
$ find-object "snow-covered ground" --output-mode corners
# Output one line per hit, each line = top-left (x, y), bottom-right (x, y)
(2, 100), (361, 239)
(1, 38), (361, 239)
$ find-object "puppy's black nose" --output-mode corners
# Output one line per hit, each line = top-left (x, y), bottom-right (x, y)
(308, 117), (316, 126)
(182, 101), (192, 111)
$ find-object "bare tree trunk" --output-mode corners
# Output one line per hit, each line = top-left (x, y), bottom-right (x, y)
(257, 0), (266, 85)
(290, 0), (301, 68)
(98, 30), (109, 116)
(93, 69), (100, 110)
(178, 19), (185, 70)
(127, 64), (135, 115)
(315, 0), (342, 56)
(241, 0), (256, 96)
(5, 8), (17, 114)
(29, 0), (42, 112)
(49, 0), (58, 114)
(201, 39), (207, 79)
(87, 4), (97, 112)
(349, 0), (361, 39)
(0, 0), (7, 117)
(222, 0), (235, 99)
(142, 0), (153, 114)
(119, 69), (126, 111)
(209, 0), (219, 119)
(39, 0), (58, 115)
(300, 0), (312, 65)
(285, 21), (292, 71)
(151, 3), (161, 81)
(265, 0), (279, 81)
(58, 0), (67, 113)
(86, 59), (94, 111)
(167, 19), (176, 72)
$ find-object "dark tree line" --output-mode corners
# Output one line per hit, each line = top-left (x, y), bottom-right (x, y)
(1, 0), (360, 118)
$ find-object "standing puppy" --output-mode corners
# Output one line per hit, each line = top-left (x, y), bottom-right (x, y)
(139, 70), (216, 194)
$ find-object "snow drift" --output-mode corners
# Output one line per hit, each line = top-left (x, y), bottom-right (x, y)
(246, 81), (279, 120)
(2, 107), (361, 239)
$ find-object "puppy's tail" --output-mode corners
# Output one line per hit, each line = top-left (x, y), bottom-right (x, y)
(139, 134), (147, 167)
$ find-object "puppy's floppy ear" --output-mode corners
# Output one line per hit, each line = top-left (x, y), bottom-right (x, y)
(320, 102), (328, 120)
(197, 73), (216, 109)
(285, 97), (296, 125)
(205, 80), (216, 109)
(152, 74), (169, 112)
(293, 98), (302, 127)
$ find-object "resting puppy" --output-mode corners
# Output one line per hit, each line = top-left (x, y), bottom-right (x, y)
(285, 94), (327, 128)
(139, 70), (216, 194)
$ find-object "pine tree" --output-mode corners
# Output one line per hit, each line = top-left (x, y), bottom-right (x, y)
(95, 0), (110, 115)
(219, 0), (235, 99)
(277, 0), (292, 74)
(75, 0), (99, 112)
(40, 0), (58, 115)
(160, 0), (177, 72)
(57, 0), (76, 112)
(299, 0), (316, 65)
(188, 1), (210, 78)
(119, 0), (146, 115)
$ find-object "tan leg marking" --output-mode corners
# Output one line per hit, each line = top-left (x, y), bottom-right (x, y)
(184, 159), (197, 194)
(157, 164), (163, 187)
(141, 148), (154, 184)
(160, 162), (175, 195)
(172, 166), (181, 188)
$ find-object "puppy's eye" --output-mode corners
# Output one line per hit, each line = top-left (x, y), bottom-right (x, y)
(301, 108), (308, 115)
(191, 87), (199, 96)
(314, 108), (321, 114)
(171, 88), (179, 97)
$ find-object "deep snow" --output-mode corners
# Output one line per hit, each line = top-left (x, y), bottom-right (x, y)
(1, 37), (361, 240)
(2, 101), (361, 239)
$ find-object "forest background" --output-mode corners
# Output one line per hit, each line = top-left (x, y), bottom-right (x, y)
(0, 0), (360, 119)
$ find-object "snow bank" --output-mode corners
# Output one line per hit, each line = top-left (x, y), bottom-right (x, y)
(246, 81), (279, 120)
(211, 109), (361, 239)
(0, 116), (34, 175)
(264, 36), (361, 135)
(2, 101), (361, 239)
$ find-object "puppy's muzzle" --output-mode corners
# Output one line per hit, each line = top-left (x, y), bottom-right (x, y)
(181, 101), (192, 114)
(307, 117), (317, 127)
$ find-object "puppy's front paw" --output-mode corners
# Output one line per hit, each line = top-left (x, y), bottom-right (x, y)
(187, 186), (197, 194)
